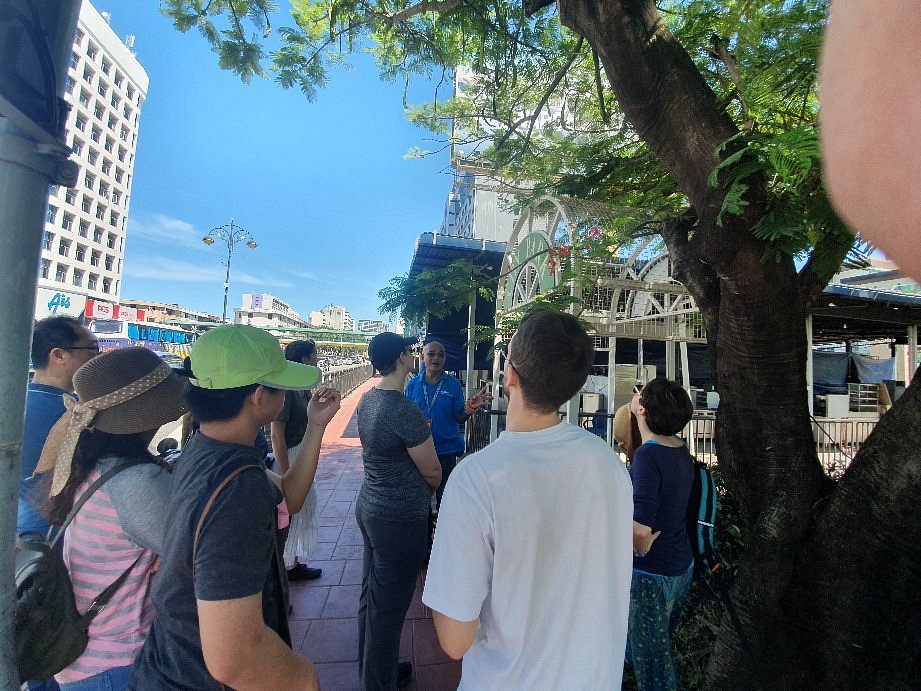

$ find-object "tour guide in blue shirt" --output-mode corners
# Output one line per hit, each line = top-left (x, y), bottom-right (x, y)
(404, 340), (491, 506)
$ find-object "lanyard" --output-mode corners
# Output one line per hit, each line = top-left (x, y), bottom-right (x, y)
(422, 378), (444, 418)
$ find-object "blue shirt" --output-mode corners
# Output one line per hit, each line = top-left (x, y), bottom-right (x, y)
(18, 382), (73, 535)
(405, 372), (466, 456)
(630, 441), (695, 576)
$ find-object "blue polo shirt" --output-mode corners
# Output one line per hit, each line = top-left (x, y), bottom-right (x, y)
(405, 372), (466, 456)
(18, 383), (73, 536)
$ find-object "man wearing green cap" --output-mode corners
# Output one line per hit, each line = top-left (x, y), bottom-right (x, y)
(132, 325), (341, 690)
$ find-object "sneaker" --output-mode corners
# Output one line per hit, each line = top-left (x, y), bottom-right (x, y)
(287, 563), (322, 581)
(397, 661), (412, 689)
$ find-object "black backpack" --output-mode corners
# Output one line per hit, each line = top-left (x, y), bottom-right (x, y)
(686, 459), (720, 576)
(14, 460), (144, 682)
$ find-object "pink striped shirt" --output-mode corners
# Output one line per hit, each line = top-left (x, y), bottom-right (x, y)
(56, 466), (161, 684)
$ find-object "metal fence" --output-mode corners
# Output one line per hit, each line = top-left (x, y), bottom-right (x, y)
(466, 409), (874, 477)
(321, 364), (373, 397)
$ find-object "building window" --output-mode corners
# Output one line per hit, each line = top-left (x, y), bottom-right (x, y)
(75, 114), (87, 132)
(126, 85), (135, 101)
(79, 89), (90, 107)
(87, 148), (98, 165)
(98, 182), (109, 198)
(101, 160), (111, 176)
(43, 231), (53, 250)
(71, 52), (79, 70)
(111, 190), (121, 205)
(46, 205), (58, 223)
(75, 244), (86, 262)
(71, 138), (83, 156)
(84, 172), (95, 189)
(95, 204), (106, 221)
(108, 115), (117, 131)
(90, 126), (101, 143)
(105, 255), (114, 271)
(55, 264), (68, 282)
(104, 137), (114, 153)
(83, 66), (95, 83)
(61, 213), (74, 231)
(120, 126), (128, 141)
(117, 147), (126, 162)
(40, 258), (51, 279)
(93, 227), (103, 243)
(114, 72), (123, 88)
(88, 273), (98, 290)
(97, 82), (108, 98)
(72, 269), (84, 287)
(114, 168), (123, 183)
(65, 76), (75, 93)
(109, 211), (119, 227)
(75, 28), (84, 44)
(58, 238), (70, 256)
(80, 195), (91, 213)
(86, 42), (98, 60)
(106, 233), (116, 249)
(102, 277), (111, 293)
(94, 103), (104, 120)
(78, 220), (89, 238)
(66, 189), (77, 205)
(123, 105), (132, 121)
(90, 250), (101, 267)
(110, 93), (120, 108)
(101, 59), (111, 76)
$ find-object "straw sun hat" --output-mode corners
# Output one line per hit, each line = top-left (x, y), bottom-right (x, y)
(35, 347), (189, 496)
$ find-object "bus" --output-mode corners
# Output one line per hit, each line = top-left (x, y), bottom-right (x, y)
(90, 319), (197, 354)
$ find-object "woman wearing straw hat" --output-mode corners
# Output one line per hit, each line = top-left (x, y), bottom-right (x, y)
(37, 347), (188, 690)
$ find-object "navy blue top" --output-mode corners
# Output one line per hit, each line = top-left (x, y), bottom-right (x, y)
(18, 383), (73, 535)
(630, 441), (694, 576)
(405, 371), (466, 456)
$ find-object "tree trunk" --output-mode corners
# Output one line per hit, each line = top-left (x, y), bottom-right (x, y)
(556, 0), (921, 686)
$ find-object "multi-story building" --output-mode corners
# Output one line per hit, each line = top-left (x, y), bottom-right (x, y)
(357, 319), (389, 333)
(235, 293), (309, 329)
(35, 2), (148, 320)
(319, 305), (354, 331)
(439, 161), (519, 242)
(120, 299), (221, 324)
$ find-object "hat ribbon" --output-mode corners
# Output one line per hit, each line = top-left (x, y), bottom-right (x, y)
(36, 361), (172, 497)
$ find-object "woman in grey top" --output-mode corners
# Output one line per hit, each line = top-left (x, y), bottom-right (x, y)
(356, 333), (440, 690)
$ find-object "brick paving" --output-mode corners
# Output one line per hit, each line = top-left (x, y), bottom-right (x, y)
(290, 376), (462, 691)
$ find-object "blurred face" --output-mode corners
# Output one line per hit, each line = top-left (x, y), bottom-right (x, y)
(62, 326), (100, 385)
(422, 342), (445, 376)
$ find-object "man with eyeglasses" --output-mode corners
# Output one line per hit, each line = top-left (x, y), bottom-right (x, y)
(18, 316), (99, 538)
(422, 310), (634, 689)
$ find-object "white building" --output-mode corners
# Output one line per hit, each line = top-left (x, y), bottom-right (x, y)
(235, 294), (309, 329)
(120, 299), (221, 325)
(319, 305), (354, 331)
(357, 319), (389, 333)
(36, 2), (148, 320)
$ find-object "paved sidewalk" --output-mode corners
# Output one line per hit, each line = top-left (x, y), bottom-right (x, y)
(290, 376), (462, 691)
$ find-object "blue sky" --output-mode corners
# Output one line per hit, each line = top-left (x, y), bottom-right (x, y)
(103, 2), (451, 324)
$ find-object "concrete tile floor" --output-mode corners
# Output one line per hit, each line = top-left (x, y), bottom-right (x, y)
(290, 376), (462, 691)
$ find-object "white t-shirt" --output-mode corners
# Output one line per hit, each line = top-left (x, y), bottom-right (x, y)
(422, 421), (634, 690)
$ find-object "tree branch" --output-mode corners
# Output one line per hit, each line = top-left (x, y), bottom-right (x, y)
(385, 0), (464, 25)
(494, 36), (585, 153)
(591, 49), (609, 124)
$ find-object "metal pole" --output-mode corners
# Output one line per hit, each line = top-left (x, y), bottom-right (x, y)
(806, 314), (814, 415)
(465, 291), (477, 396)
(0, 2), (81, 683)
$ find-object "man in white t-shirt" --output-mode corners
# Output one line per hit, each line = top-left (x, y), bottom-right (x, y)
(422, 310), (634, 689)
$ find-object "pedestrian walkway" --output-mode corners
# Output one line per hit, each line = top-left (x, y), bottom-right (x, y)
(290, 376), (462, 691)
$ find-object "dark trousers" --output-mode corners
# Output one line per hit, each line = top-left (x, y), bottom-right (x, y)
(356, 506), (428, 691)
(435, 453), (458, 509)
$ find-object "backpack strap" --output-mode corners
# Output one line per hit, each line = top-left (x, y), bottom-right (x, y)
(54, 458), (152, 628)
(192, 465), (267, 568)
(50, 458), (149, 548)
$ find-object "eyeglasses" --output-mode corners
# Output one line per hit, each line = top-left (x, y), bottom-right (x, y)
(65, 344), (100, 354)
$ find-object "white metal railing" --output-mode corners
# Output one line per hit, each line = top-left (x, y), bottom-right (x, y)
(321, 364), (373, 397)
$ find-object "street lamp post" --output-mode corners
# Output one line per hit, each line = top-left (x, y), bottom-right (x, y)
(202, 218), (258, 322)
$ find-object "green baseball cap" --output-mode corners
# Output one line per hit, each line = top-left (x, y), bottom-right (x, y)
(188, 325), (321, 390)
